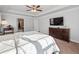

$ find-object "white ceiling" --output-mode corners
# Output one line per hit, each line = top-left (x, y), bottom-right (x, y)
(0, 5), (79, 16)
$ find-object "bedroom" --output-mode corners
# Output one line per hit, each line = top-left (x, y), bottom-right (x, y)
(0, 5), (79, 54)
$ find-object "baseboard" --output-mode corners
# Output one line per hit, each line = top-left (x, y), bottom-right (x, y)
(70, 39), (79, 43)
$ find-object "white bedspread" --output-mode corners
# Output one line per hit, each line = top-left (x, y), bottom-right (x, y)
(22, 33), (60, 54)
(0, 31), (60, 54)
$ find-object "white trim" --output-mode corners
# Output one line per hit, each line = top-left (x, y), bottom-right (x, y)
(71, 39), (79, 43)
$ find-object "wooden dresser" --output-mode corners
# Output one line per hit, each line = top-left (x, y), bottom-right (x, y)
(49, 27), (70, 42)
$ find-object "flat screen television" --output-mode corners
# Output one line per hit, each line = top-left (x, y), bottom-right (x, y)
(50, 17), (64, 26)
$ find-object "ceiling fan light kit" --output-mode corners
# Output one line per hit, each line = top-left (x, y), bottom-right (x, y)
(26, 5), (42, 12)
(31, 9), (37, 12)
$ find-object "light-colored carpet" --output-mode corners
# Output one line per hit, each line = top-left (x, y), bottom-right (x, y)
(55, 38), (79, 54)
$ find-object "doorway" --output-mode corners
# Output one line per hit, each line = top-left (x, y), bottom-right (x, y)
(18, 18), (24, 32)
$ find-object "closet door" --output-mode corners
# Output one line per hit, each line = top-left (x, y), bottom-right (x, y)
(18, 18), (24, 32)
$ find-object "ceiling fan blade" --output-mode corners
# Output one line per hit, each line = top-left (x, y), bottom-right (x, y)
(36, 5), (40, 8)
(36, 9), (42, 11)
(26, 5), (31, 8)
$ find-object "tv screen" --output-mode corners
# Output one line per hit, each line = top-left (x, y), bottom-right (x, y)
(50, 17), (64, 26)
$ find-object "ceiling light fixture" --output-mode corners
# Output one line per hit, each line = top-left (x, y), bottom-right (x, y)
(26, 5), (42, 12)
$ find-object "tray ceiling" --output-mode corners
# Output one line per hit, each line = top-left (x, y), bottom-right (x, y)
(0, 5), (78, 16)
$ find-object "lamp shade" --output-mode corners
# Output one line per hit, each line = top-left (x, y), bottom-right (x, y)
(1, 20), (8, 25)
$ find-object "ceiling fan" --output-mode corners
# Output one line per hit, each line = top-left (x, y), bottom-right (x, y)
(26, 5), (42, 12)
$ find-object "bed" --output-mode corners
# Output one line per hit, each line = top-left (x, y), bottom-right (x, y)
(0, 31), (60, 54)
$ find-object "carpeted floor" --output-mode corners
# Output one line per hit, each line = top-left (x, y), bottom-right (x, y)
(54, 38), (79, 54)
